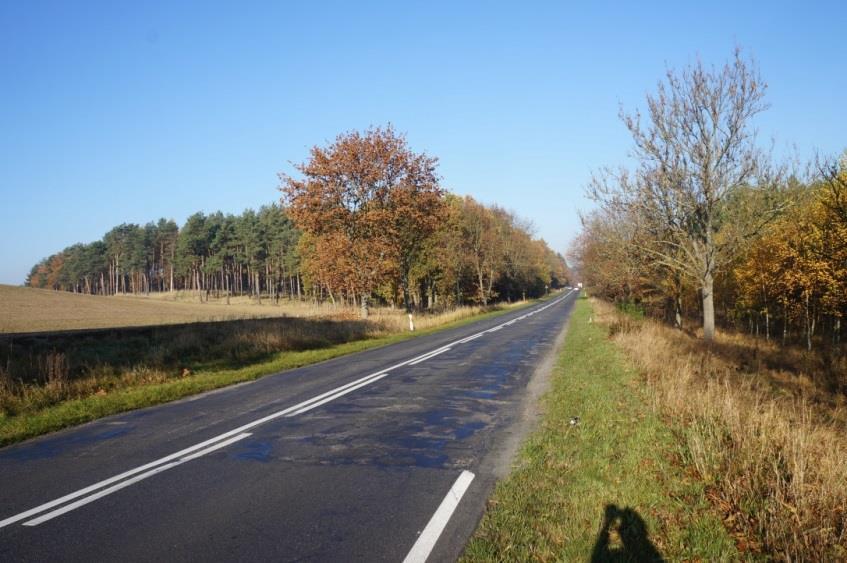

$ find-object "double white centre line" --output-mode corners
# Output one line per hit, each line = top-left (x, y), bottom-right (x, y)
(408, 346), (452, 366)
(1, 291), (573, 529)
(22, 433), (252, 527)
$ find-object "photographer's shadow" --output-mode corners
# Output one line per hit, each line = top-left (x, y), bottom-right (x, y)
(590, 504), (665, 562)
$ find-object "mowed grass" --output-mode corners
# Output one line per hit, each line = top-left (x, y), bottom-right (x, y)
(0, 284), (300, 333)
(462, 296), (737, 561)
(0, 295), (538, 446)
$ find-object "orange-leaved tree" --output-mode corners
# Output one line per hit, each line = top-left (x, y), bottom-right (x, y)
(280, 126), (444, 317)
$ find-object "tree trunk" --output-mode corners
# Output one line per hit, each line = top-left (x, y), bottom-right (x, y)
(702, 270), (715, 341)
(360, 293), (369, 319)
(805, 292), (812, 352)
(486, 268), (495, 304)
(765, 309), (770, 342)
(476, 268), (487, 306)
(783, 302), (788, 345)
(401, 273), (412, 313)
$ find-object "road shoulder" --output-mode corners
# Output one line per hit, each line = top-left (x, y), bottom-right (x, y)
(460, 295), (737, 561)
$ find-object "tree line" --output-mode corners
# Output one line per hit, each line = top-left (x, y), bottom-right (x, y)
(28, 127), (569, 314)
(27, 205), (302, 303)
(570, 49), (846, 350)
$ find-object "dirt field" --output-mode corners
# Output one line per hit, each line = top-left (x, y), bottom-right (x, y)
(0, 285), (316, 333)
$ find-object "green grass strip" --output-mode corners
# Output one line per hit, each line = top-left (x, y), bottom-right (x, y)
(462, 297), (737, 562)
(0, 299), (540, 447)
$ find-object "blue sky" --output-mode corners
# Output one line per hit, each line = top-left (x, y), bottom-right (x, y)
(1, 1), (844, 284)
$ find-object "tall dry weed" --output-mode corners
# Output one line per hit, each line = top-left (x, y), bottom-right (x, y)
(42, 351), (69, 388)
(593, 299), (847, 560)
(0, 363), (15, 413)
(372, 304), (493, 333)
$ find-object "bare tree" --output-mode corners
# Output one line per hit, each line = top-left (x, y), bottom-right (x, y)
(592, 49), (782, 341)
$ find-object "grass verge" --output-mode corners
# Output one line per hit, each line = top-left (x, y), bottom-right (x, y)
(0, 299), (537, 447)
(462, 296), (737, 561)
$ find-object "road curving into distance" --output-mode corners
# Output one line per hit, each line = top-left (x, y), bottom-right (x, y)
(0, 289), (578, 562)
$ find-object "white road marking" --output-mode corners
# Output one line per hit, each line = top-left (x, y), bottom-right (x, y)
(408, 347), (452, 366)
(403, 346), (451, 365)
(402, 470), (476, 563)
(285, 372), (391, 416)
(456, 333), (483, 344)
(0, 371), (396, 530)
(1, 291), (574, 530)
(22, 433), (252, 526)
(0, 431), (258, 530)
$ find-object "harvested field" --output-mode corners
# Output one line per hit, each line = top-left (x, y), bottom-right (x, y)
(0, 285), (301, 334)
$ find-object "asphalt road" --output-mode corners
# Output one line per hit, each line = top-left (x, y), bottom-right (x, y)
(0, 290), (578, 562)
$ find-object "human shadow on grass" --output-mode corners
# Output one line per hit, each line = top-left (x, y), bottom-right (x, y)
(590, 504), (665, 563)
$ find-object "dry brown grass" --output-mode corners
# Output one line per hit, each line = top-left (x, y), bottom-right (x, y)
(592, 299), (847, 560)
(371, 304), (495, 333)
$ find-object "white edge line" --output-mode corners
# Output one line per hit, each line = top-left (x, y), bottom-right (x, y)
(22, 433), (252, 527)
(402, 470), (476, 563)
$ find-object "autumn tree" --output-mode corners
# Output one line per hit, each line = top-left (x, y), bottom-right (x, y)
(572, 206), (652, 305)
(280, 126), (444, 317)
(733, 231), (782, 341)
(733, 166), (847, 350)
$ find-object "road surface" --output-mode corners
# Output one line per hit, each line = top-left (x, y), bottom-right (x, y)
(0, 290), (577, 562)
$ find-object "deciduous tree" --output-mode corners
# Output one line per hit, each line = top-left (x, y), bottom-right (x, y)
(280, 126), (444, 317)
(591, 49), (781, 340)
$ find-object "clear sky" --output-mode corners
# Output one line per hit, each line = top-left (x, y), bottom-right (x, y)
(1, 1), (844, 285)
